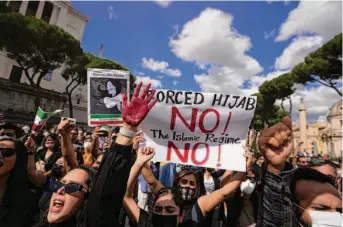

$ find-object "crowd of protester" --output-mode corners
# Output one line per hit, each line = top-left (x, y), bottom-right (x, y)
(0, 82), (342, 227)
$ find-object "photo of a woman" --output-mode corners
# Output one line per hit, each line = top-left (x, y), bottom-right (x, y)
(89, 78), (127, 115)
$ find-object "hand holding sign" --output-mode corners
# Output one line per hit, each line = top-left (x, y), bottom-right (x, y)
(122, 82), (157, 127)
(258, 116), (293, 169)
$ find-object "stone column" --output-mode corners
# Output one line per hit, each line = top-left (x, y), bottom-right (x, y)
(299, 98), (308, 152)
(19, 1), (28, 15)
(35, 1), (45, 19)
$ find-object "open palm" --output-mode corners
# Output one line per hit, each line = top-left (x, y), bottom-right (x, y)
(122, 82), (157, 127)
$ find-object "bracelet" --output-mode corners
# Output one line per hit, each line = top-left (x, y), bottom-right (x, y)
(119, 127), (137, 138)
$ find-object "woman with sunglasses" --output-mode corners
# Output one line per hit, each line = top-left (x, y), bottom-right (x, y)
(34, 82), (158, 227)
(0, 137), (30, 227)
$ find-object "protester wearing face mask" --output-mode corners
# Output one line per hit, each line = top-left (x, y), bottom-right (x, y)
(290, 167), (342, 227)
(124, 146), (183, 227)
(35, 134), (61, 174)
(225, 169), (259, 227)
(141, 151), (252, 227)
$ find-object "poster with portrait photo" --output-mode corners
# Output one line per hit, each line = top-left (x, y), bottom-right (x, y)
(87, 68), (130, 127)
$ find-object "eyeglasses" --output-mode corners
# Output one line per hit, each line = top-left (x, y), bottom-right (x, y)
(0, 148), (16, 157)
(0, 132), (15, 138)
(299, 161), (308, 164)
(51, 180), (88, 196)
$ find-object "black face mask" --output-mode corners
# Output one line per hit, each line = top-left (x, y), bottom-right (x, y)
(51, 164), (62, 179)
(178, 186), (196, 205)
(152, 214), (177, 227)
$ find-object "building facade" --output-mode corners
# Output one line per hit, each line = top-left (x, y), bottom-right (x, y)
(293, 99), (342, 160)
(0, 1), (88, 124)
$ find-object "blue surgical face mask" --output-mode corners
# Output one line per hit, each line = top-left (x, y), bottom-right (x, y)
(293, 202), (343, 227)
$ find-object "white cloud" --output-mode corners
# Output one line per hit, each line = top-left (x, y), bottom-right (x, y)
(276, 1), (342, 42)
(141, 57), (181, 77)
(276, 84), (341, 122)
(135, 76), (162, 88)
(169, 8), (263, 94)
(264, 29), (276, 40)
(172, 80), (179, 86)
(157, 75), (163, 79)
(275, 36), (323, 70)
(154, 0), (172, 8)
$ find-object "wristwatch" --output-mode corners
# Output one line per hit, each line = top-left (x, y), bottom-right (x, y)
(119, 127), (137, 138)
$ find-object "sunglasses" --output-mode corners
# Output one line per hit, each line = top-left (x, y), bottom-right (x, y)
(0, 132), (15, 137)
(0, 148), (16, 157)
(51, 180), (88, 196)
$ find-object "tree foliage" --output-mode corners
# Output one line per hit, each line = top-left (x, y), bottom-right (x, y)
(249, 93), (289, 155)
(272, 73), (296, 113)
(0, 12), (82, 110)
(291, 33), (342, 96)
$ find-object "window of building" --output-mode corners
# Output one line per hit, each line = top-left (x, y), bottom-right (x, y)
(41, 1), (53, 23)
(340, 119), (342, 126)
(26, 1), (39, 17)
(9, 65), (23, 83)
(8, 1), (22, 12)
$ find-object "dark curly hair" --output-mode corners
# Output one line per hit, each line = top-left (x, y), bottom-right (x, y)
(93, 79), (122, 99)
(35, 165), (97, 227)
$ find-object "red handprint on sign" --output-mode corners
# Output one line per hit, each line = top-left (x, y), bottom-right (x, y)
(122, 82), (157, 127)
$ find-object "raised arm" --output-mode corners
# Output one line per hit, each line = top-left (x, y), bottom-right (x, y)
(123, 147), (155, 223)
(198, 151), (252, 216)
(57, 120), (78, 171)
(91, 127), (104, 158)
(85, 82), (157, 227)
(256, 116), (294, 227)
(25, 136), (47, 186)
(141, 162), (165, 194)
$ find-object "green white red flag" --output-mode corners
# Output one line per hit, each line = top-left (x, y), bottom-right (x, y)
(31, 107), (63, 133)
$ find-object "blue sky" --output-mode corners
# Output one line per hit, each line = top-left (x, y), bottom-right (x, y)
(71, 1), (342, 121)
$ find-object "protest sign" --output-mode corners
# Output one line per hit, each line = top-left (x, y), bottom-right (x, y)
(139, 90), (256, 171)
(87, 68), (130, 127)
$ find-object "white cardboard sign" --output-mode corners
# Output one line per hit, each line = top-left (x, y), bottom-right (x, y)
(140, 90), (256, 172)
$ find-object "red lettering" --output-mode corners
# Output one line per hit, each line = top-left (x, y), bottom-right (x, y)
(199, 109), (220, 133)
(170, 107), (198, 132)
(167, 141), (189, 163)
(191, 142), (209, 166)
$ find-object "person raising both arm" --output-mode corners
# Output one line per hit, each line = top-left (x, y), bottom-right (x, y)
(140, 149), (252, 226)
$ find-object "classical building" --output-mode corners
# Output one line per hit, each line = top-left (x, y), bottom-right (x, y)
(0, 1), (88, 124)
(292, 98), (342, 160)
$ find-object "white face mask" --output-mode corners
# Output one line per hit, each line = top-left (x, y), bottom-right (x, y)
(84, 142), (92, 148)
(293, 203), (343, 227)
(240, 179), (256, 195)
(309, 210), (342, 227)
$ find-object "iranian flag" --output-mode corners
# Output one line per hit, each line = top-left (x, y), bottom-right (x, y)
(31, 107), (63, 133)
